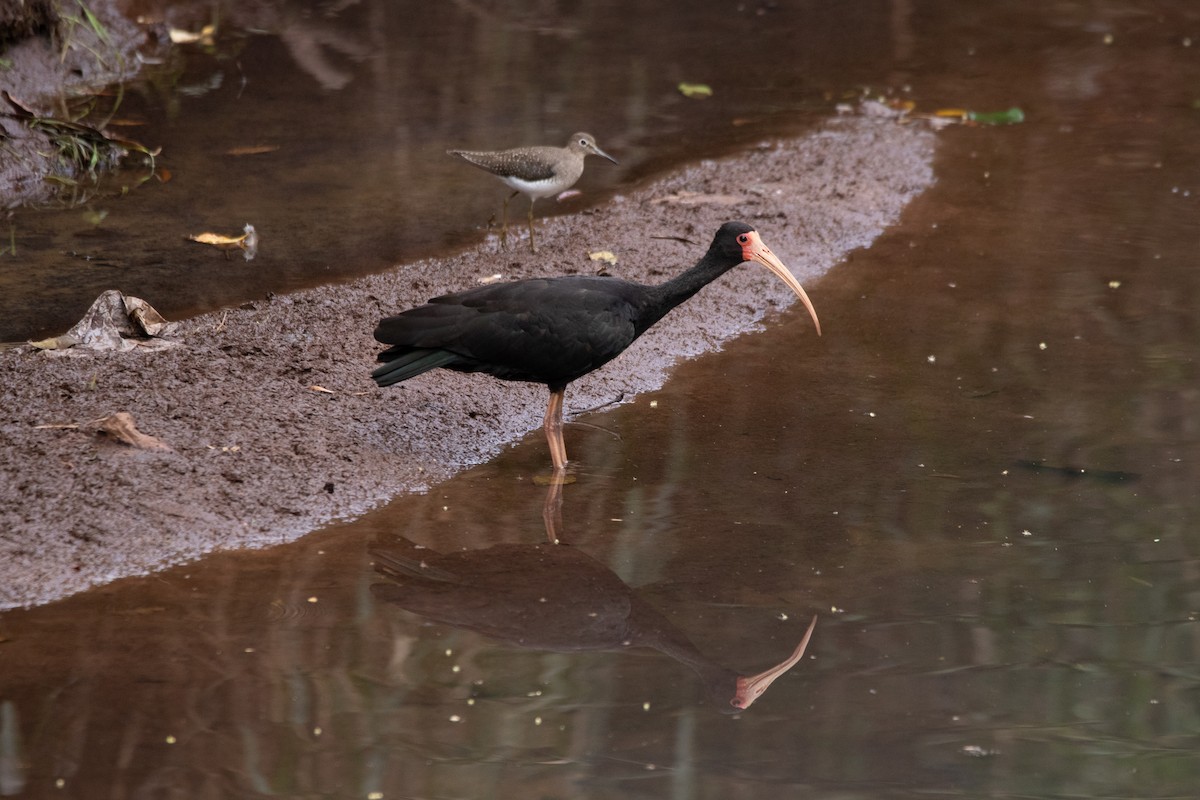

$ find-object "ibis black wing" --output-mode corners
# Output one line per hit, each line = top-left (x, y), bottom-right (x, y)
(374, 276), (645, 386)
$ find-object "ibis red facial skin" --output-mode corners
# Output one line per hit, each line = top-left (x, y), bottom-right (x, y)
(372, 221), (821, 472)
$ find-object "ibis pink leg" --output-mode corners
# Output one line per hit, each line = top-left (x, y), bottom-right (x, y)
(544, 388), (567, 472)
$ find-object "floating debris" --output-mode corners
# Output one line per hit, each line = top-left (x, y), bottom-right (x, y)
(858, 97), (1025, 128)
(188, 223), (258, 260)
(677, 82), (713, 99)
(1014, 459), (1139, 483)
(225, 145), (279, 156)
(933, 107), (1025, 125)
(168, 24), (216, 45)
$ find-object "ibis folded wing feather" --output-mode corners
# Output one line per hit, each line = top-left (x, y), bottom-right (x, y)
(373, 277), (641, 386)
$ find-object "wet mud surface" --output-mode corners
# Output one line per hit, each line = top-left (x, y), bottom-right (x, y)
(0, 112), (935, 609)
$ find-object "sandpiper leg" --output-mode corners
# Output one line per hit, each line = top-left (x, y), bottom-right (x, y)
(527, 199), (538, 253)
(501, 191), (518, 249)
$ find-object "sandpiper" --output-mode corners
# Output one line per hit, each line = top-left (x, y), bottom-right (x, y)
(448, 132), (617, 252)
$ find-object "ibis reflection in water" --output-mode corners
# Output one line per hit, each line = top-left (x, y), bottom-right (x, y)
(370, 482), (817, 711)
(372, 222), (821, 473)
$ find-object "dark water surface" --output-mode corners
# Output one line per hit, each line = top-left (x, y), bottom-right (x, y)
(3, 1), (1200, 798)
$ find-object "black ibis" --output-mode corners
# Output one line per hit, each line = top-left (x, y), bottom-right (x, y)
(372, 221), (821, 471)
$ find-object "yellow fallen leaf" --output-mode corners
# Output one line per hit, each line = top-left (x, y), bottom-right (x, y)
(588, 250), (618, 266)
(678, 82), (713, 99)
(187, 224), (258, 260)
(189, 232), (246, 247)
(169, 24), (216, 45)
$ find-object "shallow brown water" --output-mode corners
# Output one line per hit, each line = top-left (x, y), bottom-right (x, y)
(3, 1), (1200, 798)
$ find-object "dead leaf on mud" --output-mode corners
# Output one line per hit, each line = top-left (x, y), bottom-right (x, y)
(588, 250), (618, 266)
(31, 290), (180, 352)
(187, 223), (259, 261)
(308, 385), (336, 394)
(88, 412), (173, 452)
(651, 190), (748, 206)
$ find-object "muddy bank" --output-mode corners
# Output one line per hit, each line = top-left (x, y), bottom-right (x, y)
(0, 111), (934, 609)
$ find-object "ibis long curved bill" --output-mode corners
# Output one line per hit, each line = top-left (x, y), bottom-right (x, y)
(740, 231), (822, 336)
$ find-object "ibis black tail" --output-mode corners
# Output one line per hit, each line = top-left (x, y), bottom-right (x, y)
(371, 349), (459, 387)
